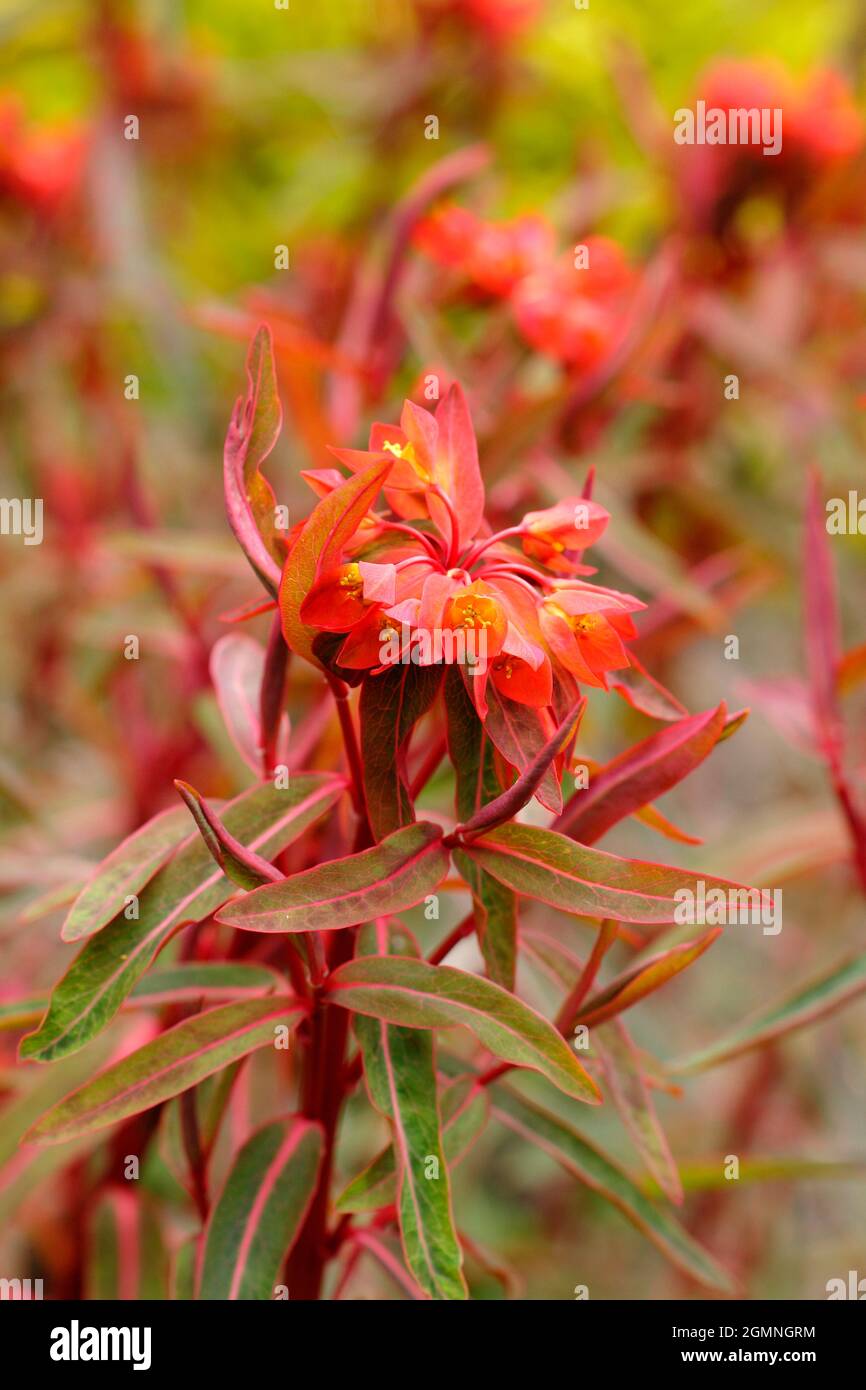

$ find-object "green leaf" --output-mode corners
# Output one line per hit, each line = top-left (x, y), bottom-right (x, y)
(596, 1022), (683, 1205)
(360, 663), (444, 840)
(85, 1190), (166, 1299)
(174, 780), (283, 889)
(198, 1118), (323, 1299)
(556, 703), (737, 844)
(129, 962), (284, 1007)
(62, 805), (191, 943)
(672, 951), (866, 1074)
(328, 955), (599, 1104)
(483, 679), (562, 814)
(279, 455), (393, 665)
(462, 822), (752, 925)
(26, 998), (302, 1145)
(352, 921), (466, 1299)
(445, 668), (517, 988)
(336, 1076), (489, 1215)
(489, 1083), (735, 1293)
(577, 932), (720, 1028)
(216, 821), (450, 934)
(649, 1155), (866, 1195)
(21, 776), (342, 1063)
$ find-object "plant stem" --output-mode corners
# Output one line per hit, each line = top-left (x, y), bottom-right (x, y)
(284, 929), (355, 1299)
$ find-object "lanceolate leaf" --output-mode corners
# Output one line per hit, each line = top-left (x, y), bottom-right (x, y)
(336, 1076), (489, 1215)
(489, 1083), (734, 1293)
(577, 932), (720, 1029)
(175, 780), (283, 889)
(85, 1189), (166, 1300)
(27, 998), (302, 1145)
(672, 951), (866, 1074)
(209, 633), (290, 776)
(453, 850), (518, 992)
(556, 703), (739, 844)
(360, 662), (444, 840)
(463, 822), (752, 926)
(328, 955), (600, 1104)
(224, 325), (285, 594)
(352, 921), (466, 1299)
(596, 1022), (683, 1205)
(198, 1118), (323, 1300)
(455, 696), (585, 839)
(649, 1156), (866, 1195)
(216, 822), (450, 934)
(21, 778), (342, 1063)
(445, 668), (517, 988)
(1, 965), (281, 1034)
(62, 805), (191, 943)
(129, 962), (284, 1007)
(279, 456), (393, 665)
(483, 680), (562, 814)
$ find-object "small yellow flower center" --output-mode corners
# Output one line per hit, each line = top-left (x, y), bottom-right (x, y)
(338, 563), (363, 598)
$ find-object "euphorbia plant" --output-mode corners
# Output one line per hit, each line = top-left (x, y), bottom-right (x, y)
(22, 325), (758, 1301)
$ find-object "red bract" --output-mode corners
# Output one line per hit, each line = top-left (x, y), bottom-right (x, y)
(282, 372), (648, 738)
(675, 61), (864, 235)
(413, 203), (554, 294)
(510, 238), (637, 368)
(0, 95), (85, 212)
(414, 211), (637, 370)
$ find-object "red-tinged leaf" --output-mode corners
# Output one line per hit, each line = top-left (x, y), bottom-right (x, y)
(279, 456), (393, 665)
(327, 955), (600, 1104)
(175, 781), (283, 889)
(85, 1189), (166, 1299)
(672, 950), (866, 1074)
(351, 1229), (427, 1300)
(738, 676), (817, 755)
(838, 640), (866, 695)
(335, 1075), (489, 1215)
(483, 679), (562, 813)
(454, 697), (585, 840)
(259, 614), (291, 778)
(360, 663), (444, 841)
(488, 1083), (734, 1293)
(22, 778), (343, 1062)
(804, 468), (843, 757)
(198, 1118), (323, 1299)
(209, 634), (289, 776)
(463, 822), (755, 925)
(26, 998), (302, 1145)
(224, 325), (285, 593)
(434, 383), (484, 550)
(352, 921), (466, 1300)
(556, 703), (736, 844)
(444, 668), (517, 989)
(633, 802), (703, 845)
(595, 1022), (683, 1205)
(218, 595), (278, 625)
(159, 1064), (242, 1199)
(129, 962), (284, 1007)
(577, 932), (720, 1028)
(62, 805), (191, 943)
(804, 471), (866, 885)
(609, 651), (689, 721)
(216, 821), (450, 933)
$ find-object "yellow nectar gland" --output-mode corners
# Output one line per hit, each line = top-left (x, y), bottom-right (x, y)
(338, 563), (364, 599)
(382, 439), (430, 484)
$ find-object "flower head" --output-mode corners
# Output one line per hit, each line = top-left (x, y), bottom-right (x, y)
(284, 384), (644, 738)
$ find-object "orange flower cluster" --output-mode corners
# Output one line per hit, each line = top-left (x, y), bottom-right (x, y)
(413, 207), (636, 370)
(291, 383), (644, 722)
